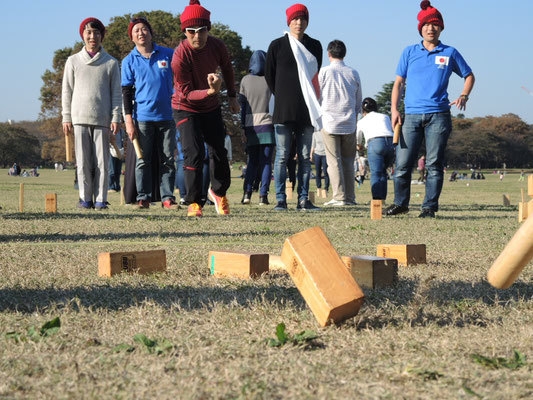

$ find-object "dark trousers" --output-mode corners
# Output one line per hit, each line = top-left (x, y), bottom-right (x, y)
(173, 107), (230, 205)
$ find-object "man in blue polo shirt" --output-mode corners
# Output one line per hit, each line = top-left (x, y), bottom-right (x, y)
(385, 1), (475, 218)
(122, 17), (178, 210)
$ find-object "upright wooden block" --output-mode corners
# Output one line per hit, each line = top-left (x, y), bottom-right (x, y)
(370, 200), (382, 220)
(45, 193), (57, 213)
(377, 244), (426, 266)
(519, 202), (529, 222)
(209, 251), (269, 279)
(342, 255), (398, 288)
(528, 174), (533, 197)
(503, 194), (511, 207)
(98, 250), (166, 277)
(308, 191), (315, 203)
(281, 226), (365, 327)
(286, 181), (293, 200)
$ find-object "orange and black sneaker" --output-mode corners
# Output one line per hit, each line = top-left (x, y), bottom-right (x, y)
(187, 202), (203, 217)
(208, 188), (230, 215)
(161, 198), (180, 210)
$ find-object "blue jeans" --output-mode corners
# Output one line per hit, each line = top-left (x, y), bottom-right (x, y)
(108, 155), (122, 191)
(245, 144), (273, 196)
(367, 137), (395, 200)
(135, 120), (176, 202)
(274, 123), (314, 202)
(393, 112), (452, 211)
(313, 154), (329, 190)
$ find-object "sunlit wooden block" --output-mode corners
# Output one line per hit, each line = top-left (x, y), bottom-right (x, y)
(269, 255), (286, 271)
(45, 193), (57, 213)
(377, 244), (426, 266)
(528, 175), (533, 197)
(370, 200), (382, 220)
(281, 226), (365, 327)
(342, 255), (398, 288)
(209, 251), (268, 279)
(98, 250), (166, 277)
(519, 202), (529, 223)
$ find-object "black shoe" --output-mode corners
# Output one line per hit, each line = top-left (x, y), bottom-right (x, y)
(383, 204), (409, 216)
(242, 192), (252, 204)
(273, 201), (287, 211)
(297, 199), (320, 211)
(418, 209), (436, 218)
(259, 195), (269, 205)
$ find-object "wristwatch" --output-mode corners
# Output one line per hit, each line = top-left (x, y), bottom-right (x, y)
(460, 94), (469, 101)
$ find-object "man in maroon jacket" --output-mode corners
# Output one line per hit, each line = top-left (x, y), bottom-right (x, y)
(172, 0), (240, 217)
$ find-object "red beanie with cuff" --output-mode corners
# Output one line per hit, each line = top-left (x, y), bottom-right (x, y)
(285, 3), (309, 26)
(79, 17), (106, 39)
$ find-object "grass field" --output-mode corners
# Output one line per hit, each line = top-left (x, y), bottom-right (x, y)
(0, 166), (532, 399)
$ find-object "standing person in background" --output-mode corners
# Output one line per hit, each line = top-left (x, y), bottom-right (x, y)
(172, 0), (240, 217)
(62, 17), (122, 210)
(108, 126), (125, 193)
(310, 130), (329, 198)
(385, 1), (475, 218)
(239, 50), (275, 206)
(318, 39), (361, 207)
(265, 3), (322, 211)
(122, 16), (178, 210)
(356, 97), (395, 200)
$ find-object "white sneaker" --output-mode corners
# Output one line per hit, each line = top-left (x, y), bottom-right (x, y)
(324, 199), (345, 206)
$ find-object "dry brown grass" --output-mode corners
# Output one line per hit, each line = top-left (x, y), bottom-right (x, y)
(0, 167), (532, 399)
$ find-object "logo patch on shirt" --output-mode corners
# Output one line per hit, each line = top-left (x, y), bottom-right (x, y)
(158, 60), (168, 69)
(435, 56), (449, 69)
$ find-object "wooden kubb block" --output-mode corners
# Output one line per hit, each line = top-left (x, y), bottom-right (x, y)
(98, 250), (166, 277)
(209, 251), (269, 279)
(377, 244), (426, 266)
(370, 200), (382, 220)
(45, 193), (57, 213)
(281, 226), (365, 327)
(342, 255), (398, 289)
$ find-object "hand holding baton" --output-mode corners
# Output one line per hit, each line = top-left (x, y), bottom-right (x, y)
(132, 130), (143, 160)
(393, 122), (401, 145)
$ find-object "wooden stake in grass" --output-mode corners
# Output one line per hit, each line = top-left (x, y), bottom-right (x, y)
(45, 193), (57, 213)
(19, 183), (24, 212)
(370, 200), (382, 220)
(487, 214), (533, 289)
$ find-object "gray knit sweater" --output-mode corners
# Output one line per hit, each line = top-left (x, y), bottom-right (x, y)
(62, 47), (122, 127)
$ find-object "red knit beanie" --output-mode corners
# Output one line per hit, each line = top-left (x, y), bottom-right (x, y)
(417, 1), (444, 35)
(286, 3), (309, 26)
(180, 0), (211, 32)
(128, 17), (153, 40)
(79, 17), (106, 40)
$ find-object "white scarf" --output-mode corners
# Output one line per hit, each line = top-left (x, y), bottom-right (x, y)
(286, 33), (322, 130)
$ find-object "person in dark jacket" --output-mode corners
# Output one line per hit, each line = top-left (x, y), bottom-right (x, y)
(239, 50), (275, 206)
(265, 3), (322, 211)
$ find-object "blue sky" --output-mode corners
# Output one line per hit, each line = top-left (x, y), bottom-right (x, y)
(2, 0), (533, 124)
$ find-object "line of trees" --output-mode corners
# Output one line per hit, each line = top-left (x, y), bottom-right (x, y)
(2, 10), (532, 169)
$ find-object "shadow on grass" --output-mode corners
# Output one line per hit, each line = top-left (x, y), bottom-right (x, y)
(0, 273), (530, 331)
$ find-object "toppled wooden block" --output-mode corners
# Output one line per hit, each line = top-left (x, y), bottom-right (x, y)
(45, 193), (57, 213)
(377, 244), (426, 266)
(98, 250), (166, 277)
(281, 226), (365, 327)
(209, 251), (269, 279)
(342, 255), (398, 288)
